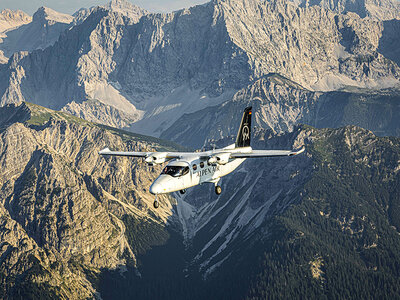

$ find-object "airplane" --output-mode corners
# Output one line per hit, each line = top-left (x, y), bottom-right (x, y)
(99, 107), (305, 209)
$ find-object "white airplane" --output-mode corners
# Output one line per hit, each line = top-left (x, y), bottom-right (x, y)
(99, 107), (305, 208)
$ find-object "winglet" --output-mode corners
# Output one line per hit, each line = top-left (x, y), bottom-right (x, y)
(288, 147), (305, 156)
(99, 147), (111, 155)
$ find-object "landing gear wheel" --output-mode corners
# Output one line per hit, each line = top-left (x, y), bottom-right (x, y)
(215, 185), (222, 195)
(179, 189), (187, 195)
(153, 200), (159, 209)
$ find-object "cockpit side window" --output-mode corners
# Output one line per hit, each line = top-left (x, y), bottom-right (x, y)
(162, 166), (189, 177)
(182, 166), (189, 175)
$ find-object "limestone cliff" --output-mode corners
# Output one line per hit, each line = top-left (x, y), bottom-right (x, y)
(161, 74), (400, 148)
(0, 102), (178, 298)
(1, 0), (400, 137)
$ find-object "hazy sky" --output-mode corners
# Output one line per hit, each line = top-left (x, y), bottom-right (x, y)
(0, 0), (208, 15)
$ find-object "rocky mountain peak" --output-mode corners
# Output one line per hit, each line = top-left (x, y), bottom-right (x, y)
(32, 6), (73, 24)
(106, 0), (140, 10)
(103, 0), (148, 20)
(0, 9), (31, 23)
(0, 9), (31, 32)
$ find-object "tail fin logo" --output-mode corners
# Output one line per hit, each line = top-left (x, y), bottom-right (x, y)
(235, 106), (252, 148)
(242, 125), (250, 141)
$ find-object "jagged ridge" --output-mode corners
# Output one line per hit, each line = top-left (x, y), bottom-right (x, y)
(1, 0), (400, 138)
(0, 102), (181, 298)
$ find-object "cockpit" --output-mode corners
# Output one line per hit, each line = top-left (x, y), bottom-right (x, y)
(161, 166), (189, 177)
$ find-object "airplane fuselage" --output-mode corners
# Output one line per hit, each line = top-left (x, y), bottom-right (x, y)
(149, 151), (246, 195)
(99, 106), (305, 208)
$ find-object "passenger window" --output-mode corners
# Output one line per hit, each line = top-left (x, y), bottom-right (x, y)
(200, 162), (204, 168)
(193, 164), (197, 170)
(183, 166), (189, 175)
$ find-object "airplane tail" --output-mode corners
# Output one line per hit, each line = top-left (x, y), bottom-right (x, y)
(235, 106), (252, 148)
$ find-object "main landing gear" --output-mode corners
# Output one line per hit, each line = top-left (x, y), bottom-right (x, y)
(214, 180), (222, 195)
(179, 189), (186, 195)
(153, 195), (159, 209)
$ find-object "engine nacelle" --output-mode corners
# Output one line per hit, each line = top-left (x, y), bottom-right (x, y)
(208, 156), (218, 164)
(145, 152), (168, 165)
(209, 153), (231, 165)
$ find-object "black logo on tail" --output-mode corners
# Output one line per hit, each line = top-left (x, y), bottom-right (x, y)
(235, 107), (252, 148)
(242, 125), (250, 141)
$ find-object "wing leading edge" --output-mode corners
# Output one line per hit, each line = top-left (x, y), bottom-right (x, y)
(99, 147), (305, 159)
(98, 148), (191, 159)
(230, 147), (305, 158)
(98, 148), (150, 157)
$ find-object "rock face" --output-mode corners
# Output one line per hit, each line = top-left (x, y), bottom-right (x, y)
(73, 0), (148, 26)
(61, 99), (141, 128)
(297, 0), (400, 20)
(1, 0), (400, 137)
(0, 102), (178, 298)
(1, 103), (400, 299)
(161, 75), (400, 148)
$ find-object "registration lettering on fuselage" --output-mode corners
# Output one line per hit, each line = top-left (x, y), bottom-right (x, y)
(194, 165), (220, 177)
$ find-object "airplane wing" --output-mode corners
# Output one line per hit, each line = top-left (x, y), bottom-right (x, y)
(98, 148), (189, 159)
(99, 146), (305, 160)
(98, 148), (150, 157)
(230, 147), (305, 158)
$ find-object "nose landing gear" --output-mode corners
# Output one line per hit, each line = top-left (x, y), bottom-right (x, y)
(214, 180), (222, 195)
(153, 194), (160, 209)
(215, 185), (222, 195)
(179, 189), (187, 195)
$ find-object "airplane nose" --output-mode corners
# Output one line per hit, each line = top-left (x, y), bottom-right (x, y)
(149, 182), (162, 195)
(149, 175), (170, 194)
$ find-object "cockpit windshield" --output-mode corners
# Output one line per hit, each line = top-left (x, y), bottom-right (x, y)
(162, 166), (189, 177)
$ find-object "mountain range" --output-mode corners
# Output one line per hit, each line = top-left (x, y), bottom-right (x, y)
(1, 0), (400, 140)
(1, 102), (400, 299)
(1, 0), (400, 299)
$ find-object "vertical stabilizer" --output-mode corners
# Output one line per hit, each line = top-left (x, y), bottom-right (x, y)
(235, 106), (252, 148)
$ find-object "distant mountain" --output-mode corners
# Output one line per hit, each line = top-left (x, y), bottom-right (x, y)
(1, 0), (400, 138)
(73, 0), (148, 26)
(161, 74), (400, 148)
(298, 0), (400, 20)
(103, 0), (149, 19)
(0, 1), (148, 63)
(0, 7), (73, 61)
(0, 9), (31, 33)
(0, 9), (31, 63)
